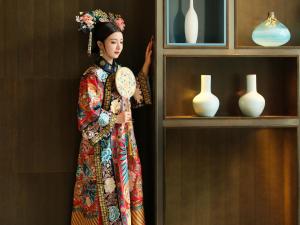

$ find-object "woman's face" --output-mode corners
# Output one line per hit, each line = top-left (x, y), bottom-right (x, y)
(102, 32), (123, 61)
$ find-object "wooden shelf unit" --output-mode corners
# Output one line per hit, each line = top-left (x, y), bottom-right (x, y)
(155, 0), (300, 225)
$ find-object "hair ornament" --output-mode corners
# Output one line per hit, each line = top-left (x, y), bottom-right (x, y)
(76, 9), (125, 55)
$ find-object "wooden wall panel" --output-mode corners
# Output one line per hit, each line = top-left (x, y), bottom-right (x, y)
(283, 131), (298, 225)
(165, 128), (298, 225)
(1, 1), (18, 79)
(14, 173), (74, 225)
(0, 79), (17, 173)
(15, 78), (79, 173)
(0, 0), (4, 78)
(0, 0), (154, 224)
(0, 176), (18, 224)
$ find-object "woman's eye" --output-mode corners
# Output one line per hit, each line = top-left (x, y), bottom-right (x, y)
(111, 41), (116, 44)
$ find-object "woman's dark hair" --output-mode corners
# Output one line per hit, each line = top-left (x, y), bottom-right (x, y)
(91, 22), (121, 55)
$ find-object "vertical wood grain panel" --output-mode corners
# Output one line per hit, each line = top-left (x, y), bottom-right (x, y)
(165, 128), (298, 225)
(0, 0), (4, 78)
(33, 0), (49, 77)
(238, 130), (255, 225)
(181, 129), (198, 225)
(0, 176), (17, 224)
(254, 130), (272, 225)
(209, 129), (226, 225)
(48, 0), (64, 78)
(15, 78), (79, 173)
(18, 0), (34, 78)
(64, 0), (79, 78)
(195, 129), (211, 225)
(15, 173), (74, 225)
(283, 131), (298, 225)
(165, 129), (182, 225)
(0, 79), (17, 173)
(268, 130), (284, 225)
(2, 0), (18, 79)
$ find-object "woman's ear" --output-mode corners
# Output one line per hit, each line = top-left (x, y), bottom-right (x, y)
(97, 41), (104, 50)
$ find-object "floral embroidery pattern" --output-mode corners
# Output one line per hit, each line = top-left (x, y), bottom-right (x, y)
(110, 99), (122, 114)
(82, 181), (97, 209)
(96, 68), (108, 82)
(129, 170), (137, 192)
(101, 148), (112, 162)
(108, 206), (121, 222)
(133, 82), (143, 104)
(138, 71), (152, 105)
(98, 111), (110, 127)
(104, 177), (116, 194)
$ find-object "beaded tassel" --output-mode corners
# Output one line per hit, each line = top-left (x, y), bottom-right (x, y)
(87, 31), (92, 56)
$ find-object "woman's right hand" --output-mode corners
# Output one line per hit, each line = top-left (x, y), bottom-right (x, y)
(115, 111), (132, 124)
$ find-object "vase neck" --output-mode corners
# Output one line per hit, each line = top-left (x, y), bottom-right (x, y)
(201, 75), (211, 93)
(189, 0), (194, 9)
(246, 74), (257, 92)
(268, 11), (275, 19)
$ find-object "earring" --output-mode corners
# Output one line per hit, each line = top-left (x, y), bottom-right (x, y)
(99, 49), (103, 57)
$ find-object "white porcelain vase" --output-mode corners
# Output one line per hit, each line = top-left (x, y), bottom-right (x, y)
(184, 0), (198, 43)
(238, 74), (265, 117)
(193, 75), (219, 117)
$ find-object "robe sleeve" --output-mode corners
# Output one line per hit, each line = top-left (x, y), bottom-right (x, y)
(131, 71), (152, 108)
(77, 71), (116, 144)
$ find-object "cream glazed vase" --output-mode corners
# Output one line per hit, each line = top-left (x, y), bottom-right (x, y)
(184, 0), (198, 43)
(238, 74), (265, 117)
(193, 75), (219, 117)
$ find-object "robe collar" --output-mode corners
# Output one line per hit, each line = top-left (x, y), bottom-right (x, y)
(99, 57), (118, 74)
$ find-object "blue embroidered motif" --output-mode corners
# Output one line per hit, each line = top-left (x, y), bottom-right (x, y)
(83, 182), (96, 203)
(98, 112), (110, 127)
(96, 68), (108, 82)
(101, 148), (112, 162)
(83, 163), (92, 176)
(108, 206), (120, 222)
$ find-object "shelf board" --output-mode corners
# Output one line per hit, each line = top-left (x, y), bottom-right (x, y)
(165, 43), (227, 48)
(163, 48), (300, 56)
(163, 116), (299, 128)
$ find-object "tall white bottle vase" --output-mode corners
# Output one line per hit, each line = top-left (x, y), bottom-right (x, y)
(193, 75), (219, 117)
(184, 0), (198, 43)
(238, 74), (265, 117)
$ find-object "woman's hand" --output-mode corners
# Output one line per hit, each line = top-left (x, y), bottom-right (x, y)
(142, 36), (154, 76)
(115, 111), (132, 124)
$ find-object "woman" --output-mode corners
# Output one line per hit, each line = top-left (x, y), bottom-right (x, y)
(72, 9), (153, 225)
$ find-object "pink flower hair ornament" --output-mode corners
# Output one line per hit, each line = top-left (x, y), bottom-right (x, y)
(75, 9), (126, 55)
(76, 9), (125, 32)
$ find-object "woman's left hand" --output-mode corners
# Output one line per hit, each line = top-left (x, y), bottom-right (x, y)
(142, 36), (154, 76)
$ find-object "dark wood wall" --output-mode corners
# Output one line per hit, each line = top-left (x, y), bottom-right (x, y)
(0, 0), (155, 224)
(165, 128), (298, 225)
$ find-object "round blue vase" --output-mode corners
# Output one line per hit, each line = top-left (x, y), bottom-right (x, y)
(252, 12), (291, 47)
